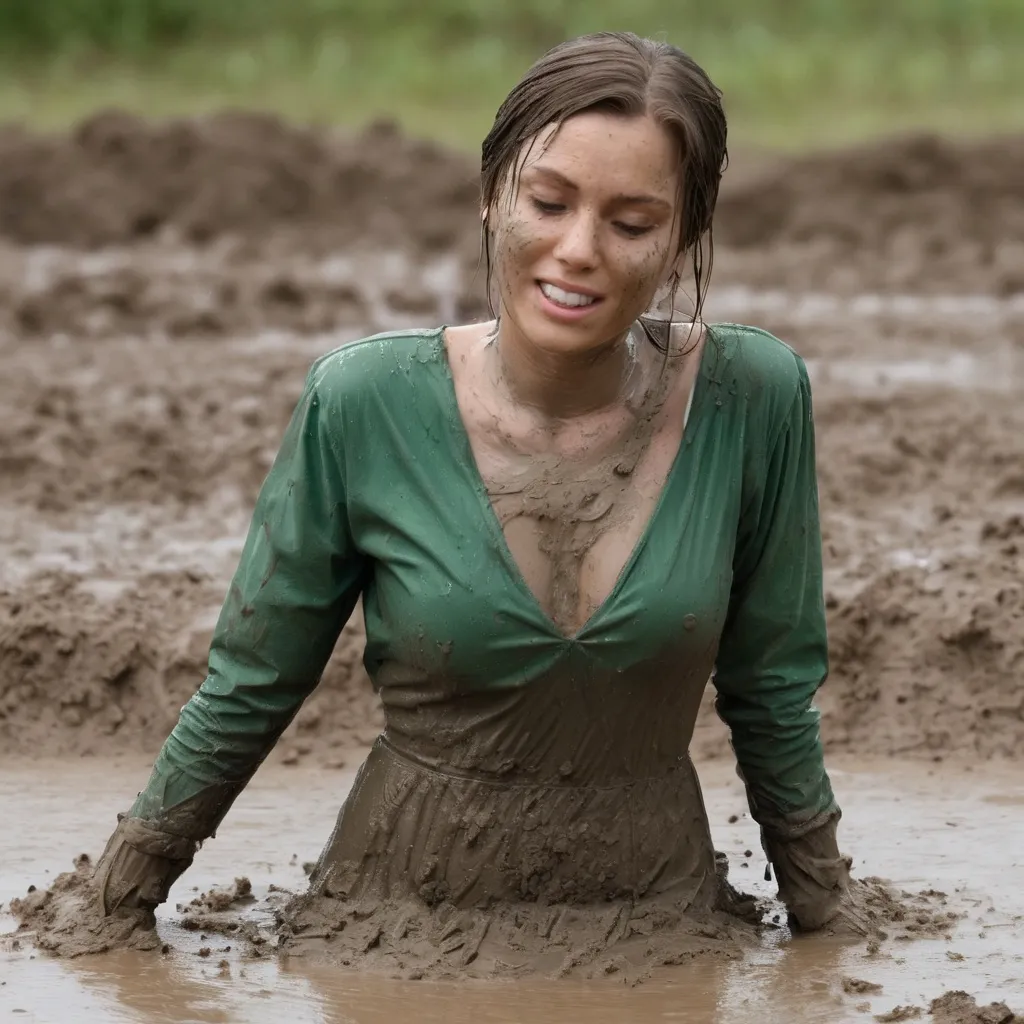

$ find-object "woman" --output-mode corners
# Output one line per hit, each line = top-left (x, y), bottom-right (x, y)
(87, 31), (864, 973)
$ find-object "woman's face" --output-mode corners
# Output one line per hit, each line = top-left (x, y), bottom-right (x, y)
(490, 111), (681, 357)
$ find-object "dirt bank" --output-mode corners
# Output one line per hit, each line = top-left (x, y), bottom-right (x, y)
(0, 116), (1018, 348)
(715, 133), (1024, 296)
(0, 112), (480, 255)
(0, 570), (380, 761)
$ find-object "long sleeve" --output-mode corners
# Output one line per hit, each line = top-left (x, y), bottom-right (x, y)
(712, 359), (837, 839)
(128, 365), (368, 840)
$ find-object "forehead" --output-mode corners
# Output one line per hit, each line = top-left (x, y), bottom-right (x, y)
(521, 111), (679, 200)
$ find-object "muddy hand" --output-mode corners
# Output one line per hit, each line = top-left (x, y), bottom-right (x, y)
(9, 816), (197, 959)
(788, 877), (874, 937)
(94, 814), (198, 914)
(24, 812), (206, 957)
(762, 813), (868, 936)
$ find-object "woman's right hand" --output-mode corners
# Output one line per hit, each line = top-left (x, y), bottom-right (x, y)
(11, 815), (198, 958)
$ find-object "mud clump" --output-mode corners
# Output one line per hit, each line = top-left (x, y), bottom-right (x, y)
(856, 880), (962, 940)
(876, 1008), (923, 1023)
(930, 991), (1019, 1024)
(844, 976), (884, 994)
(870, 994), (1023, 1024)
(183, 876), (253, 914)
(6, 858), (159, 958)
(177, 878), (268, 952)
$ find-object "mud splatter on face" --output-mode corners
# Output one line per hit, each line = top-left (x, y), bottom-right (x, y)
(489, 112), (683, 361)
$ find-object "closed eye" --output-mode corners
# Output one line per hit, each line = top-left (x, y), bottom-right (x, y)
(615, 222), (654, 238)
(532, 197), (653, 238)
(532, 198), (565, 215)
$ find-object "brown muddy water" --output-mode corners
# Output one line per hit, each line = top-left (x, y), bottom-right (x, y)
(1, 756), (1021, 1024)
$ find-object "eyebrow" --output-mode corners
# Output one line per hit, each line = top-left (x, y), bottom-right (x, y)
(527, 165), (673, 211)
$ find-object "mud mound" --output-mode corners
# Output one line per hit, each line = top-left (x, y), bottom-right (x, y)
(6, 856), (161, 959)
(0, 336), (305, 512)
(0, 111), (480, 255)
(822, 547), (1024, 760)
(716, 133), (1024, 294)
(0, 571), (380, 760)
(0, 243), (484, 343)
(0, 116), (1019, 313)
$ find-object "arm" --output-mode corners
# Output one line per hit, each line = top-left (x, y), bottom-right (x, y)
(97, 366), (367, 913)
(713, 359), (853, 931)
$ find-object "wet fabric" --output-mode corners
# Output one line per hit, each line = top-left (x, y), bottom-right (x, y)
(130, 322), (837, 850)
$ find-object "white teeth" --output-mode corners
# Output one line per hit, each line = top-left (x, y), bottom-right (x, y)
(540, 282), (598, 307)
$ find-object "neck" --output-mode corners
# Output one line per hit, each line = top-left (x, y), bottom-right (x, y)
(489, 318), (641, 419)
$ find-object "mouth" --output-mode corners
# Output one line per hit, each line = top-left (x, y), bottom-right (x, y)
(537, 280), (604, 313)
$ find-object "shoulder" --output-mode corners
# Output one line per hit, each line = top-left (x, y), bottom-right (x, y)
(698, 323), (815, 460)
(705, 322), (809, 401)
(306, 327), (445, 400)
(299, 328), (446, 435)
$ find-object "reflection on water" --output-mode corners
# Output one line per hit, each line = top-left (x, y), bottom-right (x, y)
(1, 757), (1022, 1024)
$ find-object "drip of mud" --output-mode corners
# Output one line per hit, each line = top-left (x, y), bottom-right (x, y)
(1, 757), (1020, 1023)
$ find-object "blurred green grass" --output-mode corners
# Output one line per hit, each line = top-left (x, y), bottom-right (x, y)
(0, 0), (1020, 149)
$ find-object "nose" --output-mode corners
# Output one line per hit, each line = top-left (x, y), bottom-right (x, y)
(552, 208), (599, 270)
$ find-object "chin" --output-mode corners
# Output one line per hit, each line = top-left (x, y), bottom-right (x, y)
(527, 323), (610, 357)
(514, 306), (626, 357)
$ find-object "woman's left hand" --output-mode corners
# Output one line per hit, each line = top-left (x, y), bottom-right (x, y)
(790, 877), (873, 937)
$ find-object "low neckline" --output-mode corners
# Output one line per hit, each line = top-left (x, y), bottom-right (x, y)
(433, 325), (713, 642)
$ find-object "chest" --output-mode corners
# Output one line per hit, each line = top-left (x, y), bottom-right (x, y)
(357, 425), (739, 687)
(475, 412), (685, 634)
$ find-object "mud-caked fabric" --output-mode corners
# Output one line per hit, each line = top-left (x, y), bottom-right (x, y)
(129, 323), (837, 857)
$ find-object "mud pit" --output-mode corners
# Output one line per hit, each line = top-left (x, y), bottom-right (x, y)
(0, 113), (1023, 1019)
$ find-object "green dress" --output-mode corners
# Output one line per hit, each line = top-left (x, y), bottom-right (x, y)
(129, 323), (838, 970)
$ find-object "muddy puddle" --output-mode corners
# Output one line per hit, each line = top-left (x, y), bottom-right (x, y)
(1, 757), (1021, 1024)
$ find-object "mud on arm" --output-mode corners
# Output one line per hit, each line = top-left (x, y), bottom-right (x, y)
(98, 365), (367, 913)
(712, 360), (852, 932)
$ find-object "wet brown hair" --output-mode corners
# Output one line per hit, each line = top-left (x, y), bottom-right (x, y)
(480, 31), (728, 347)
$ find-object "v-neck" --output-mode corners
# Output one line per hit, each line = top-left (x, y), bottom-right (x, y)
(433, 326), (713, 642)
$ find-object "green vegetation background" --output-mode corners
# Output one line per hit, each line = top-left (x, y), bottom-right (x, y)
(0, 0), (1019, 148)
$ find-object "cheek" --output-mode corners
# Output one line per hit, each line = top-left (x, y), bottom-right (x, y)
(494, 215), (547, 289)
(616, 241), (673, 308)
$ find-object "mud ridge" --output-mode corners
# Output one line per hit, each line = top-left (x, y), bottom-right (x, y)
(6, 862), (960, 981)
